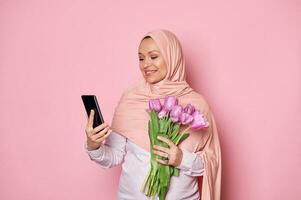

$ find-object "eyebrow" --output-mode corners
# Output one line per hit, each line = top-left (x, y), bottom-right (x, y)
(138, 50), (159, 55)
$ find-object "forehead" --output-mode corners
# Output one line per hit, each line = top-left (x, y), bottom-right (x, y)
(138, 38), (161, 54)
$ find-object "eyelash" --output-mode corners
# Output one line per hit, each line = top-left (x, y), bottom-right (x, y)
(139, 56), (158, 61)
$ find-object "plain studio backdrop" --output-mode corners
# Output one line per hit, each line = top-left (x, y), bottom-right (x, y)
(0, 0), (300, 200)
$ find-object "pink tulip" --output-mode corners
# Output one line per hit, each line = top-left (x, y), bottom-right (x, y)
(146, 98), (162, 113)
(163, 96), (178, 111)
(170, 105), (183, 123)
(180, 112), (194, 125)
(190, 110), (210, 130)
(183, 103), (195, 115)
(158, 108), (168, 119)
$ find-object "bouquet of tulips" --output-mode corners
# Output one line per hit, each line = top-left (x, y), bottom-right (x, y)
(140, 95), (209, 200)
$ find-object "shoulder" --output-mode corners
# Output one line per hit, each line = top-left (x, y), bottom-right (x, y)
(185, 90), (211, 113)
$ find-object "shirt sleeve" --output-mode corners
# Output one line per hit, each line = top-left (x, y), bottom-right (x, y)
(175, 148), (205, 176)
(84, 131), (127, 168)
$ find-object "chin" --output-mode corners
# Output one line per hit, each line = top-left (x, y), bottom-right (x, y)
(145, 78), (160, 84)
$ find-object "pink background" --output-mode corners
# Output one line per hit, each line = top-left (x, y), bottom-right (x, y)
(1, 0), (300, 199)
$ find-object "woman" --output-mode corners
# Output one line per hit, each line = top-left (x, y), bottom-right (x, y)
(84, 29), (222, 200)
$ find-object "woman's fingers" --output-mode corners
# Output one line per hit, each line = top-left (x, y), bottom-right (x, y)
(86, 120), (109, 138)
(95, 128), (113, 143)
(153, 145), (170, 153)
(93, 126), (110, 140)
(157, 135), (175, 148)
(153, 150), (169, 158)
(85, 110), (95, 136)
(156, 158), (169, 165)
(93, 122), (109, 134)
(87, 109), (94, 127)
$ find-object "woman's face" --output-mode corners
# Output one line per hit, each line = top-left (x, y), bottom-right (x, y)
(138, 37), (168, 84)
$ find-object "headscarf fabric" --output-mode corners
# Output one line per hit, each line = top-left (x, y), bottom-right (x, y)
(110, 29), (222, 200)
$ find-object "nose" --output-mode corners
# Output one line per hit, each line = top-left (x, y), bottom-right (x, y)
(144, 57), (152, 68)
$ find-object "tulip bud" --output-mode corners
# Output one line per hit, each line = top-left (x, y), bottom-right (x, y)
(148, 98), (162, 113)
(190, 110), (210, 130)
(158, 109), (168, 119)
(170, 105), (183, 123)
(163, 96), (178, 111)
(183, 103), (195, 115)
(180, 112), (194, 125)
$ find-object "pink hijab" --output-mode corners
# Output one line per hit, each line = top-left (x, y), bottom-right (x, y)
(111, 29), (222, 200)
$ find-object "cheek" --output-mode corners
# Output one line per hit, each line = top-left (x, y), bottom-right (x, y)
(155, 59), (167, 74)
(139, 64), (144, 72)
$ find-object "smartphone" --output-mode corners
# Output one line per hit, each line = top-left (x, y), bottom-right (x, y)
(81, 95), (105, 129)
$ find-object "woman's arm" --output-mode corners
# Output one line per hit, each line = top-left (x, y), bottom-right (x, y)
(84, 131), (127, 168)
(175, 149), (205, 176)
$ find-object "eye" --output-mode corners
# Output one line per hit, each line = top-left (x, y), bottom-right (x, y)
(139, 58), (144, 61)
(151, 56), (158, 59)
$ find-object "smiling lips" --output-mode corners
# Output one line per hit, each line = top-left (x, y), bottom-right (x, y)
(145, 70), (157, 76)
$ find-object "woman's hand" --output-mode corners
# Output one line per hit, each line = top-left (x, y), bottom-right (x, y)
(85, 109), (112, 151)
(152, 135), (183, 167)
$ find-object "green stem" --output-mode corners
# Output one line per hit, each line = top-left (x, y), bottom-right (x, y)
(179, 125), (190, 135)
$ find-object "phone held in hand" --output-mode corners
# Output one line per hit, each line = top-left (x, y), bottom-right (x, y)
(81, 95), (105, 129)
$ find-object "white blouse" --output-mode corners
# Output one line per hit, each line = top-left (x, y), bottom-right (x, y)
(84, 131), (204, 200)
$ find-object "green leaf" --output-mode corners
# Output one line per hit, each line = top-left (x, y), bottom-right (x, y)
(159, 186), (168, 200)
(150, 110), (159, 146)
(169, 123), (180, 142)
(174, 168), (180, 176)
(172, 123), (180, 135)
(158, 165), (171, 200)
(148, 120), (155, 146)
(175, 133), (190, 145)
(170, 133), (180, 144)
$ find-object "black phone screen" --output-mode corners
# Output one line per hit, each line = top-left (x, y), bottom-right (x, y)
(81, 95), (104, 128)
